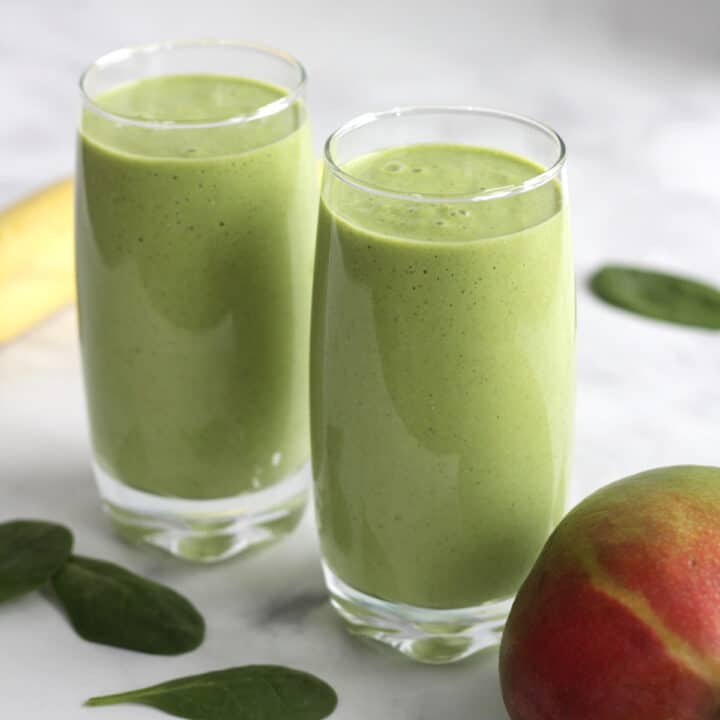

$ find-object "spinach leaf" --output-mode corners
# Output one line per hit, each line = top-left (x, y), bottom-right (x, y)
(0, 519), (73, 602)
(52, 555), (204, 655)
(590, 265), (720, 329)
(85, 665), (338, 720)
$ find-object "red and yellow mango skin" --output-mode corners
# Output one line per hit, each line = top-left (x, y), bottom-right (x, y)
(500, 466), (720, 720)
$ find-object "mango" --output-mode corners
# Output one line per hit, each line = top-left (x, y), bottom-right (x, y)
(500, 465), (720, 720)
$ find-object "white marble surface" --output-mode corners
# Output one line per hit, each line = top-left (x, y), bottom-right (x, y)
(2, 0), (720, 717)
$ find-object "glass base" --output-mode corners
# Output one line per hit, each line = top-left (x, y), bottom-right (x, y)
(93, 461), (309, 563)
(323, 564), (513, 664)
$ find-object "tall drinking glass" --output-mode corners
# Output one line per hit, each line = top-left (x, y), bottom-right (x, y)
(76, 41), (317, 561)
(311, 107), (575, 662)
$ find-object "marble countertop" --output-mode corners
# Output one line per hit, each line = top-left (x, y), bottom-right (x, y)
(2, 0), (719, 717)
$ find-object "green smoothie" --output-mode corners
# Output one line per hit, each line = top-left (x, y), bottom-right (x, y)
(311, 143), (574, 609)
(76, 75), (316, 500)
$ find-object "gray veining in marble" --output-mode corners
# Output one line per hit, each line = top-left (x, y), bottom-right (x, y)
(1, 0), (719, 717)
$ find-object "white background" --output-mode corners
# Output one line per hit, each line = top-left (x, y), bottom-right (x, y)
(1, 0), (719, 717)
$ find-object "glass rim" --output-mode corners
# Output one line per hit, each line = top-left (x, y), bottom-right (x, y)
(323, 106), (567, 204)
(78, 39), (307, 131)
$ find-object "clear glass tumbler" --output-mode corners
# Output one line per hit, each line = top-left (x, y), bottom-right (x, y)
(76, 41), (317, 561)
(311, 107), (575, 662)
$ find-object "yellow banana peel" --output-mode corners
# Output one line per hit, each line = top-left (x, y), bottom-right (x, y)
(0, 178), (75, 344)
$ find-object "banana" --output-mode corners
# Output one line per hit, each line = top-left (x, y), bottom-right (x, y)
(0, 178), (74, 343)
